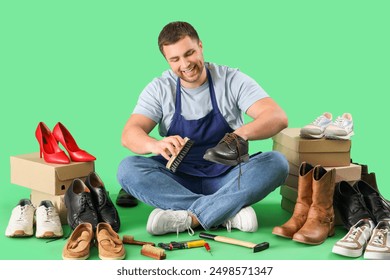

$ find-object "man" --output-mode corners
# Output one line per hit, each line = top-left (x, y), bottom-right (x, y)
(117, 21), (288, 235)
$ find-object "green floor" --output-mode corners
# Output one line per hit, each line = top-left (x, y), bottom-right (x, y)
(0, 184), (359, 261)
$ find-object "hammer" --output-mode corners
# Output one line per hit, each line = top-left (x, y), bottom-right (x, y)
(199, 232), (269, 253)
(122, 235), (156, 246)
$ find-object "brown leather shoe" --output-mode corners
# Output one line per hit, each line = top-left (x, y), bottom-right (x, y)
(293, 166), (336, 245)
(96, 222), (126, 260)
(203, 133), (249, 166)
(62, 223), (94, 260)
(272, 162), (314, 238)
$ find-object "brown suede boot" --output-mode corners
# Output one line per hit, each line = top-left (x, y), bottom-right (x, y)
(293, 166), (336, 245)
(272, 162), (314, 238)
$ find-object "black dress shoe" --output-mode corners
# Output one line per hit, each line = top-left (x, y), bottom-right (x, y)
(354, 180), (390, 223)
(333, 180), (373, 230)
(116, 188), (138, 207)
(203, 133), (249, 166)
(85, 172), (121, 232)
(65, 178), (99, 230)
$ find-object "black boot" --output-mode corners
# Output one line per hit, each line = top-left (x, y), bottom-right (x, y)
(354, 180), (390, 223)
(333, 180), (373, 230)
(203, 133), (249, 166)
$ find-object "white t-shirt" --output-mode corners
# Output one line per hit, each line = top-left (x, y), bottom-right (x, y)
(133, 62), (269, 136)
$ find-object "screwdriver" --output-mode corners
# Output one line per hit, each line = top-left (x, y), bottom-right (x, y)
(204, 242), (212, 256)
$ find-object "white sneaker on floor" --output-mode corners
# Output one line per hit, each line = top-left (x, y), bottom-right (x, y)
(364, 220), (390, 260)
(332, 219), (375, 258)
(300, 112), (333, 139)
(5, 199), (35, 237)
(35, 200), (63, 238)
(324, 113), (354, 140)
(146, 208), (193, 236)
(222, 206), (258, 232)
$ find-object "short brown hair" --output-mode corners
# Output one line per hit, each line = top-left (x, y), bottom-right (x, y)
(158, 21), (200, 55)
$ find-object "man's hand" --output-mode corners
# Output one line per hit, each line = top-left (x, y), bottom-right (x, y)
(150, 135), (186, 161)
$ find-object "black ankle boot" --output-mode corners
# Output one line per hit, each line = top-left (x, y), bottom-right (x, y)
(203, 133), (249, 166)
(333, 180), (373, 230)
(354, 180), (390, 223)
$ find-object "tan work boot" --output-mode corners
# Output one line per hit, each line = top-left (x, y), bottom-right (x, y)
(62, 223), (94, 260)
(272, 162), (314, 238)
(293, 166), (336, 245)
(96, 222), (126, 260)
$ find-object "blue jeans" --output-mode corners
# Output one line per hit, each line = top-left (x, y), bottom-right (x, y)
(117, 151), (288, 230)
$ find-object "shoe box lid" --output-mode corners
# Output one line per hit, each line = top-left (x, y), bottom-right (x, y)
(272, 128), (351, 153)
(30, 190), (67, 225)
(272, 128), (351, 167)
(286, 162), (362, 187)
(10, 152), (94, 195)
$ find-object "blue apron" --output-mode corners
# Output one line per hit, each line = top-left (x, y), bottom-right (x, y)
(153, 67), (233, 177)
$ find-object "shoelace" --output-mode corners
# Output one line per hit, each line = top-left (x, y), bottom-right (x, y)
(332, 116), (347, 128)
(221, 133), (243, 189)
(346, 226), (369, 242)
(225, 220), (232, 232)
(16, 205), (33, 222)
(312, 115), (327, 126)
(372, 229), (389, 246)
(166, 211), (194, 237)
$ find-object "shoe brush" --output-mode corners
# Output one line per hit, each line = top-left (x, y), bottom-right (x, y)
(141, 244), (166, 260)
(122, 235), (155, 246)
(166, 137), (194, 173)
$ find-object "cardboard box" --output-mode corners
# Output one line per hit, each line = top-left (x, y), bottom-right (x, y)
(279, 185), (343, 226)
(10, 152), (94, 195)
(285, 163), (362, 188)
(273, 128), (351, 167)
(30, 190), (67, 225)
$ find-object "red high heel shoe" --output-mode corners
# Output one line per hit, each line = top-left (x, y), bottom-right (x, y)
(53, 122), (96, 162)
(35, 122), (70, 164)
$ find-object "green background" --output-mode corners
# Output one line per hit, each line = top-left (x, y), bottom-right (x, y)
(1, 0), (389, 260)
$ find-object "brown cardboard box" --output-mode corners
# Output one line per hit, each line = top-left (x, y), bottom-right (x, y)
(273, 128), (351, 167)
(30, 190), (67, 225)
(10, 152), (94, 195)
(279, 185), (343, 226)
(285, 163), (362, 188)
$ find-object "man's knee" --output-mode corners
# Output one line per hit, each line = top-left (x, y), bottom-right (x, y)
(268, 151), (289, 177)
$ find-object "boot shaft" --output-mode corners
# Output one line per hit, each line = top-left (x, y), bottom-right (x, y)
(296, 162), (315, 205)
(312, 166), (336, 210)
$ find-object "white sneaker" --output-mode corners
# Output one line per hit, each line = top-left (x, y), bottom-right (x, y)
(5, 199), (35, 237)
(364, 220), (390, 260)
(300, 112), (333, 139)
(146, 208), (193, 236)
(324, 113), (354, 140)
(35, 200), (63, 238)
(332, 219), (375, 258)
(222, 206), (258, 232)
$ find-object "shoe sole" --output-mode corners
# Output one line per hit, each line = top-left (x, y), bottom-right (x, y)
(99, 253), (126, 260)
(36, 231), (64, 238)
(325, 131), (354, 140)
(203, 154), (249, 166)
(62, 253), (90, 260)
(332, 245), (363, 258)
(299, 133), (324, 139)
(6, 230), (33, 237)
(364, 251), (390, 260)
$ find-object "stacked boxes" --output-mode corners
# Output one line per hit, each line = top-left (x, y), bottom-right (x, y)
(10, 152), (94, 224)
(272, 128), (361, 225)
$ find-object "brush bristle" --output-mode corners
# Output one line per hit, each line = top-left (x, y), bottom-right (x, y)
(141, 244), (166, 260)
(166, 137), (194, 173)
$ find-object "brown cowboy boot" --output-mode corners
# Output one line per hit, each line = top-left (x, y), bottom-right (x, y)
(272, 162), (314, 238)
(293, 165), (336, 245)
